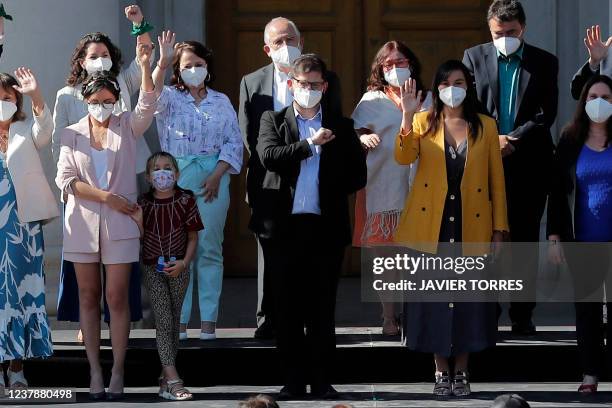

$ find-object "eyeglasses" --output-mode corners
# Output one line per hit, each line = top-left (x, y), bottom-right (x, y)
(382, 58), (410, 70)
(292, 78), (325, 90)
(88, 102), (115, 110)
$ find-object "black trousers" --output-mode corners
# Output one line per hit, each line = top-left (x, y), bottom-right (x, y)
(257, 236), (277, 329)
(275, 214), (344, 390)
(567, 243), (612, 378)
(575, 302), (612, 378)
(507, 189), (547, 325)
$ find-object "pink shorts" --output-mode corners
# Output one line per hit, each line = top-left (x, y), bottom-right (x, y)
(64, 221), (140, 265)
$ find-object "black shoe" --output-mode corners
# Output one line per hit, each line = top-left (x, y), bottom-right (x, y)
(254, 321), (276, 340)
(88, 391), (106, 401)
(311, 384), (340, 400)
(512, 321), (536, 336)
(106, 392), (125, 401)
(277, 385), (307, 400)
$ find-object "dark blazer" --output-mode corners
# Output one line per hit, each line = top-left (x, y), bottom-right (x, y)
(463, 42), (558, 194)
(238, 63), (342, 233)
(546, 131), (583, 241)
(571, 56), (612, 100)
(256, 105), (366, 245)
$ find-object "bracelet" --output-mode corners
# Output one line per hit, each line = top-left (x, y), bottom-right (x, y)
(130, 19), (154, 36)
(156, 61), (169, 70)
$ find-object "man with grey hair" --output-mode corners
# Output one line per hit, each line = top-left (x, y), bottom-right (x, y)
(238, 17), (342, 340)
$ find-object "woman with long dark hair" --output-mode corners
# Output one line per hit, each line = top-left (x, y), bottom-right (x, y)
(547, 75), (612, 394)
(56, 43), (156, 399)
(352, 40), (431, 335)
(394, 60), (508, 396)
(52, 4), (154, 341)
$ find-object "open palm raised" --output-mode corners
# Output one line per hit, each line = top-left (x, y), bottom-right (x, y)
(399, 78), (423, 114)
(158, 30), (177, 68)
(12, 67), (38, 96)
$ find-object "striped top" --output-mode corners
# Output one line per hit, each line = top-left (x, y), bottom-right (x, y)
(138, 189), (204, 265)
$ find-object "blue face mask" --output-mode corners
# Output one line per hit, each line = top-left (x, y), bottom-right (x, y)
(151, 169), (176, 192)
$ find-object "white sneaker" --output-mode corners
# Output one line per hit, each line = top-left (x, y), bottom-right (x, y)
(199, 332), (216, 340)
(179, 332), (188, 341)
(7, 368), (28, 388)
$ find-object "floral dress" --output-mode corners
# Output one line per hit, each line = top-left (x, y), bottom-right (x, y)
(0, 154), (52, 361)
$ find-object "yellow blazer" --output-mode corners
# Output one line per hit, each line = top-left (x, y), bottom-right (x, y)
(394, 111), (508, 254)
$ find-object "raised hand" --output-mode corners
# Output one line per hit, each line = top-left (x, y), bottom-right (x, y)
(136, 40), (153, 66)
(585, 25), (612, 67)
(157, 30), (176, 69)
(125, 5), (144, 24)
(399, 78), (423, 114)
(13, 67), (38, 96)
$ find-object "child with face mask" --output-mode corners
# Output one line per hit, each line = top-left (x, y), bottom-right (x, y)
(152, 33), (243, 341)
(130, 152), (203, 401)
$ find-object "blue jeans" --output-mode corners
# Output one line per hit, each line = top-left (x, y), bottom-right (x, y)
(177, 154), (230, 324)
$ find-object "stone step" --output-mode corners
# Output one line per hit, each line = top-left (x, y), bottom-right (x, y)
(21, 327), (583, 388)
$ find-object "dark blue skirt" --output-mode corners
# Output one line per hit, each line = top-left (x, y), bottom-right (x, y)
(56, 258), (143, 323)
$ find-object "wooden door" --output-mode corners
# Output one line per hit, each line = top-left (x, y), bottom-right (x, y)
(207, 0), (362, 276)
(362, 0), (491, 90)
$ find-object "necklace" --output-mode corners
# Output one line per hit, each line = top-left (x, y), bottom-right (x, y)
(0, 130), (8, 153)
(152, 194), (176, 261)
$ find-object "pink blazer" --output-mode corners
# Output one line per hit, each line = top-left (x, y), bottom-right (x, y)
(55, 90), (157, 254)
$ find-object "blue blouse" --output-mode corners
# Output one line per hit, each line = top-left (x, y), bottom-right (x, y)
(154, 86), (243, 174)
(575, 144), (612, 242)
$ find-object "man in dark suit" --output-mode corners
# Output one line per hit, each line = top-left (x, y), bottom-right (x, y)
(463, 0), (558, 335)
(571, 24), (612, 100)
(238, 17), (342, 339)
(257, 54), (366, 399)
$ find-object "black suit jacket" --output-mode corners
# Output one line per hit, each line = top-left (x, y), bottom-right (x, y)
(571, 57), (612, 100)
(463, 42), (558, 196)
(238, 63), (343, 233)
(255, 105), (366, 245)
(546, 131), (583, 241)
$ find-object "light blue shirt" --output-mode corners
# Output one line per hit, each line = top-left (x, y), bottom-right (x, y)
(497, 44), (524, 135)
(292, 106), (322, 215)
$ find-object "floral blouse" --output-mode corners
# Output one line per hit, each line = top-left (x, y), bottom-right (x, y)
(154, 86), (243, 174)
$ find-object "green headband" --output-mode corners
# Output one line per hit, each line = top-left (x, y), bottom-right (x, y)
(0, 4), (13, 21)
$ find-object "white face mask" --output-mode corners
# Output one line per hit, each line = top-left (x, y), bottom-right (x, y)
(383, 67), (411, 88)
(84, 57), (113, 75)
(439, 86), (467, 109)
(270, 45), (301, 69)
(493, 36), (522, 57)
(585, 97), (612, 123)
(0, 100), (17, 122)
(181, 66), (207, 88)
(88, 103), (114, 122)
(292, 87), (323, 109)
(151, 169), (176, 192)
